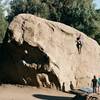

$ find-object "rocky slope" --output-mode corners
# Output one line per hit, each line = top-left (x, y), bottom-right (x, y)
(0, 14), (100, 91)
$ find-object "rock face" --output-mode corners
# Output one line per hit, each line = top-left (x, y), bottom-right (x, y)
(0, 14), (100, 90)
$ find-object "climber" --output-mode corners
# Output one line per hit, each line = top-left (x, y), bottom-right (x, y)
(91, 75), (97, 93)
(76, 34), (83, 54)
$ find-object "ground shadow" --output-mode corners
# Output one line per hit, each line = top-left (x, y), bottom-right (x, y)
(33, 94), (73, 100)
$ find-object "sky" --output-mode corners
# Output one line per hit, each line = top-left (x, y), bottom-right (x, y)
(93, 0), (100, 9)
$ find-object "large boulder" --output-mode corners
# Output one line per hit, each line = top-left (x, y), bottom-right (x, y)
(0, 14), (100, 90)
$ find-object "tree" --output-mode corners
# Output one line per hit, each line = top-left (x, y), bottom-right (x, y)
(0, 1), (8, 43)
(60, 0), (99, 37)
(7, 0), (49, 22)
(7, 0), (63, 22)
(7, 0), (100, 44)
(93, 9), (100, 44)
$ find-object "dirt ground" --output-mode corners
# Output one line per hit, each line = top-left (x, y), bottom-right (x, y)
(0, 84), (75, 100)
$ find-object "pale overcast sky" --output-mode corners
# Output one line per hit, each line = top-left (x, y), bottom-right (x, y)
(93, 0), (100, 9)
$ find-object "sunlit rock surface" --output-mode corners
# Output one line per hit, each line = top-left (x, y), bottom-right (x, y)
(0, 14), (100, 90)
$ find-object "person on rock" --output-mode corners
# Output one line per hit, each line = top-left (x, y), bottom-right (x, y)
(76, 34), (83, 54)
